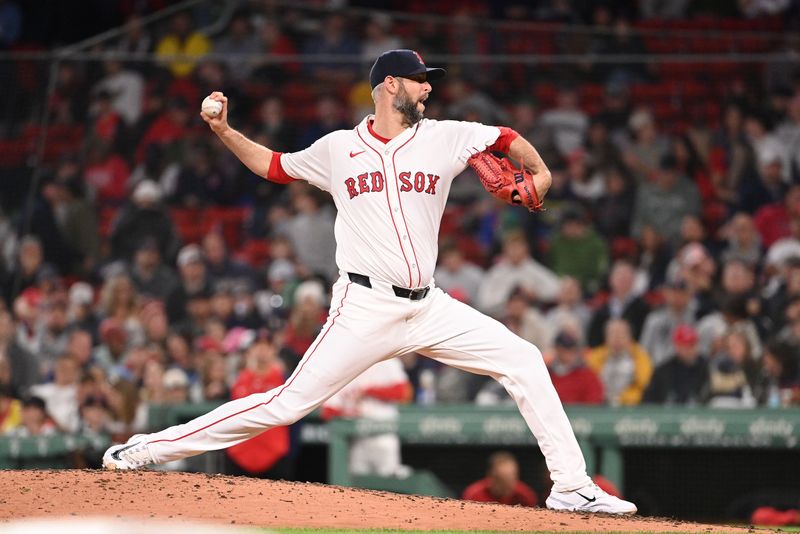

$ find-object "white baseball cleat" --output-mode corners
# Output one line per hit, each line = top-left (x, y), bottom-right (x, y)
(102, 434), (154, 470)
(546, 482), (637, 514)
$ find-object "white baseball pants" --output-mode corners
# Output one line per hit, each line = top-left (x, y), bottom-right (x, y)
(144, 273), (592, 492)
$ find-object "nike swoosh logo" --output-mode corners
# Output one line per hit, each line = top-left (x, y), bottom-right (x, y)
(575, 491), (596, 503)
(111, 442), (138, 461)
(349, 150), (365, 158)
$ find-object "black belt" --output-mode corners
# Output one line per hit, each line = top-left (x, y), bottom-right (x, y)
(347, 272), (430, 301)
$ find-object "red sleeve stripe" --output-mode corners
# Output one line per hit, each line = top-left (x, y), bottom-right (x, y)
(267, 152), (296, 184)
(488, 126), (519, 154)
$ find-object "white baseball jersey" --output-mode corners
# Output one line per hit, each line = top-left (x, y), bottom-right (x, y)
(280, 116), (501, 288)
(134, 114), (594, 495)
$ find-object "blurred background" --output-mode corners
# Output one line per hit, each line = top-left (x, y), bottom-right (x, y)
(0, 0), (799, 527)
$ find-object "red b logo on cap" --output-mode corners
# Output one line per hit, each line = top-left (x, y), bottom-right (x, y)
(413, 51), (424, 64)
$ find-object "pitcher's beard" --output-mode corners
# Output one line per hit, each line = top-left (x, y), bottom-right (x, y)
(393, 86), (424, 127)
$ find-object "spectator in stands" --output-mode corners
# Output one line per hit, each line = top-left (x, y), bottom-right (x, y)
(139, 300), (169, 348)
(99, 272), (143, 347)
(92, 61), (142, 133)
(162, 367), (190, 405)
(539, 85), (589, 158)
(66, 282), (97, 338)
(766, 257), (800, 336)
(548, 330), (604, 404)
(509, 99), (555, 164)
(110, 180), (180, 263)
(587, 16), (649, 85)
(744, 111), (790, 183)
(65, 329), (93, 371)
(135, 96), (190, 163)
(0, 307), (39, 397)
(670, 242), (718, 318)
(129, 237), (178, 301)
(462, 451), (537, 507)
(755, 183), (800, 249)
(361, 13), (402, 66)
(201, 231), (253, 289)
(0, 383), (21, 434)
(162, 330), (191, 371)
(131, 359), (166, 432)
(301, 13), (361, 83)
(281, 280), (327, 371)
(623, 108), (670, 182)
(5, 396), (56, 437)
(632, 153), (702, 246)
(155, 11), (211, 78)
(29, 354), (80, 433)
(226, 337), (291, 479)
(720, 212), (762, 266)
(3, 235), (52, 305)
(251, 19), (299, 84)
(634, 225), (671, 291)
(775, 93), (800, 182)
(697, 295), (764, 363)
(765, 220), (800, 289)
(679, 213), (724, 261)
(565, 148), (606, 207)
(775, 294), (800, 347)
(76, 395), (114, 467)
(49, 63), (88, 126)
(129, 144), (182, 197)
(544, 277), (591, 343)
(323, 357), (413, 478)
(255, 97), (296, 153)
(640, 278), (699, 368)
(175, 288), (213, 341)
(445, 77), (509, 124)
(587, 318), (653, 406)
(36, 295), (71, 374)
(92, 318), (129, 377)
(477, 231), (561, 317)
(643, 324), (709, 405)
(594, 82), (632, 141)
(756, 340), (800, 406)
(502, 288), (548, 351)
(587, 260), (650, 347)
(549, 209), (609, 295)
(298, 95), (351, 149)
(740, 143), (788, 214)
(433, 242), (484, 305)
(283, 186), (337, 283)
(196, 351), (229, 402)
(707, 330), (759, 407)
(115, 14), (152, 57)
(42, 174), (98, 275)
(214, 11), (261, 82)
(169, 142), (231, 206)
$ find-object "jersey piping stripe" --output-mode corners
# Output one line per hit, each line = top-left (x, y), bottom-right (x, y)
(146, 282), (354, 447)
(391, 123), (422, 287)
(355, 126), (413, 287)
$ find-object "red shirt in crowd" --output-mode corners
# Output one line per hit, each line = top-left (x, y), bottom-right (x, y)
(225, 365), (289, 473)
(462, 478), (538, 507)
(548, 366), (605, 404)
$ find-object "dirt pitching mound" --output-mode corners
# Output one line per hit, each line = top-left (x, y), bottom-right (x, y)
(0, 470), (751, 532)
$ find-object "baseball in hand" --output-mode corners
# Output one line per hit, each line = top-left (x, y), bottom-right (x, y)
(201, 96), (223, 118)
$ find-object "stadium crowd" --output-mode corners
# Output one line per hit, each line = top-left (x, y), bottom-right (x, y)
(1, 0), (800, 477)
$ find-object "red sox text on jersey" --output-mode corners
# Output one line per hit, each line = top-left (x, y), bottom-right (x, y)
(344, 171), (440, 199)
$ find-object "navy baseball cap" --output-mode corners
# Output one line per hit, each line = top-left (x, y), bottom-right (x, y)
(369, 49), (446, 89)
